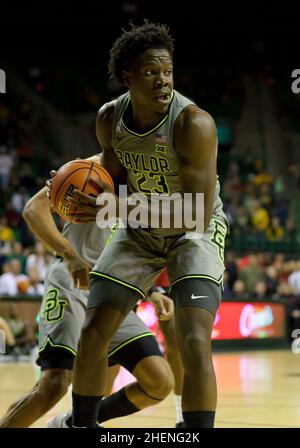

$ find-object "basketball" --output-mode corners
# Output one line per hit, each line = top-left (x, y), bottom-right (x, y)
(17, 278), (30, 294)
(49, 159), (114, 222)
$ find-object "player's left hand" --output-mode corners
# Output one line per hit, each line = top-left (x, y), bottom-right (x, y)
(68, 178), (118, 223)
(45, 170), (57, 200)
(150, 292), (174, 321)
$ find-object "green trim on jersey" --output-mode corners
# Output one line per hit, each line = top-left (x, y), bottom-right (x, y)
(108, 332), (153, 358)
(121, 91), (174, 138)
(89, 271), (145, 298)
(39, 336), (76, 357)
(39, 333), (154, 360)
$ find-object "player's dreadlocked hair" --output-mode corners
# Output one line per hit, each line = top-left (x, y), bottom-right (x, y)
(108, 20), (174, 87)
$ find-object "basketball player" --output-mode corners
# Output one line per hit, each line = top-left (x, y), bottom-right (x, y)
(68, 21), (228, 428)
(151, 268), (184, 428)
(0, 155), (175, 428)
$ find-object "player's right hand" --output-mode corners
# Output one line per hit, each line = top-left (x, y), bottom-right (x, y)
(64, 253), (91, 290)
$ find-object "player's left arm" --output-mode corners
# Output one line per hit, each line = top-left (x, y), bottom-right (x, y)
(174, 105), (217, 231)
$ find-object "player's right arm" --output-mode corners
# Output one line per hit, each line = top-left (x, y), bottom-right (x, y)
(96, 101), (127, 188)
(22, 187), (91, 289)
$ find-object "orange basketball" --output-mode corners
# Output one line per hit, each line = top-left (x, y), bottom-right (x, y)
(49, 159), (114, 222)
(17, 278), (30, 294)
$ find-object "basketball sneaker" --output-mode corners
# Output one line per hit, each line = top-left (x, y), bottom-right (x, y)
(47, 411), (104, 428)
(47, 412), (70, 428)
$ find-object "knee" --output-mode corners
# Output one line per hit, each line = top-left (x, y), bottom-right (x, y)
(39, 370), (71, 403)
(139, 359), (175, 400)
(181, 332), (212, 370)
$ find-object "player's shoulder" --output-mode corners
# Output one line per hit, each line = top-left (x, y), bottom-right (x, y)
(96, 91), (129, 126)
(175, 103), (216, 135)
(96, 99), (117, 126)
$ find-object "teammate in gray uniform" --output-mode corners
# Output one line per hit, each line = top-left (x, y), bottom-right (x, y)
(69, 22), (228, 428)
(0, 155), (175, 428)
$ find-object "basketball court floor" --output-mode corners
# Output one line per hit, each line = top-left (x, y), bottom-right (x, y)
(1, 349), (299, 428)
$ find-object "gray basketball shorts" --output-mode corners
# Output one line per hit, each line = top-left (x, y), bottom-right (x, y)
(37, 258), (162, 371)
(89, 215), (228, 317)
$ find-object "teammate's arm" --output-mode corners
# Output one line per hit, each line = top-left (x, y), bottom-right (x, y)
(22, 186), (91, 289)
(174, 105), (217, 231)
(66, 103), (127, 222)
(150, 291), (174, 321)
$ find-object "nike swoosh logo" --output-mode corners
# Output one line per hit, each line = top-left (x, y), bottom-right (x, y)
(191, 294), (210, 300)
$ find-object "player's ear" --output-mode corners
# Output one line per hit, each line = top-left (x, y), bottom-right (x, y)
(122, 70), (131, 87)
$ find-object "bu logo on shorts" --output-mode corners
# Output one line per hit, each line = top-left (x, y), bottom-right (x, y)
(210, 219), (227, 262)
(43, 288), (67, 323)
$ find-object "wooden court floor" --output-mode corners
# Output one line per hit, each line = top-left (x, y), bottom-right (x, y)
(0, 349), (300, 428)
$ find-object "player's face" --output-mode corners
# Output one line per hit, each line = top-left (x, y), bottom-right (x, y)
(124, 48), (174, 115)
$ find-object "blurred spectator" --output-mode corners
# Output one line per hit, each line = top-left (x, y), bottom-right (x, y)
(5, 203), (22, 229)
(244, 193), (258, 216)
(6, 303), (36, 354)
(285, 218), (297, 241)
(265, 265), (279, 296)
(251, 200), (270, 232)
(239, 254), (265, 293)
(237, 253), (250, 271)
(274, 175), (286, 195)
(235, 206), (249, 232)
(259, 183), (273, 210)
(273, 253), (286, 278)
(1, 261), (10, 274)
(6, 241), (27, 273)
(0, 258), (29, 296)
(287, 269), (300, 295)
(0, 216), (15, 251)
(252, 162), (273, 186)
(27, 266), (44, 296)
(18, 162), (37, 191)
(25, 241), (48, 282)
(276, 280), (294, 298)
(11, 185), (30, 214)
(222, 271), (232, 299)
(253, 281), (268, 300)
(265, 217), (285, 242)
(232, 279), (250, 300)
(224, 251), (238, 289)
(0, 146), (14, 189)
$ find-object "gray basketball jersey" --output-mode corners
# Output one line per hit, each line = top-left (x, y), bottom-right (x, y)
(111, 89), (226, 223)
(61, 222), (111, 266)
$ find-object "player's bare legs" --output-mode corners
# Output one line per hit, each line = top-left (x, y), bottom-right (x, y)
(104, 365), (120, 397)
(72, 307), (124, 426)
(73, 307), (124, 395)
(121, 355), (174, 407)
(159, 318), (184, 425)
(0, 353), (172, 427)
(159, 318), (183, 395)
(97, 356), (174, 424)
(0, 369), (71, 428)
(175, 307), (216, 427)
